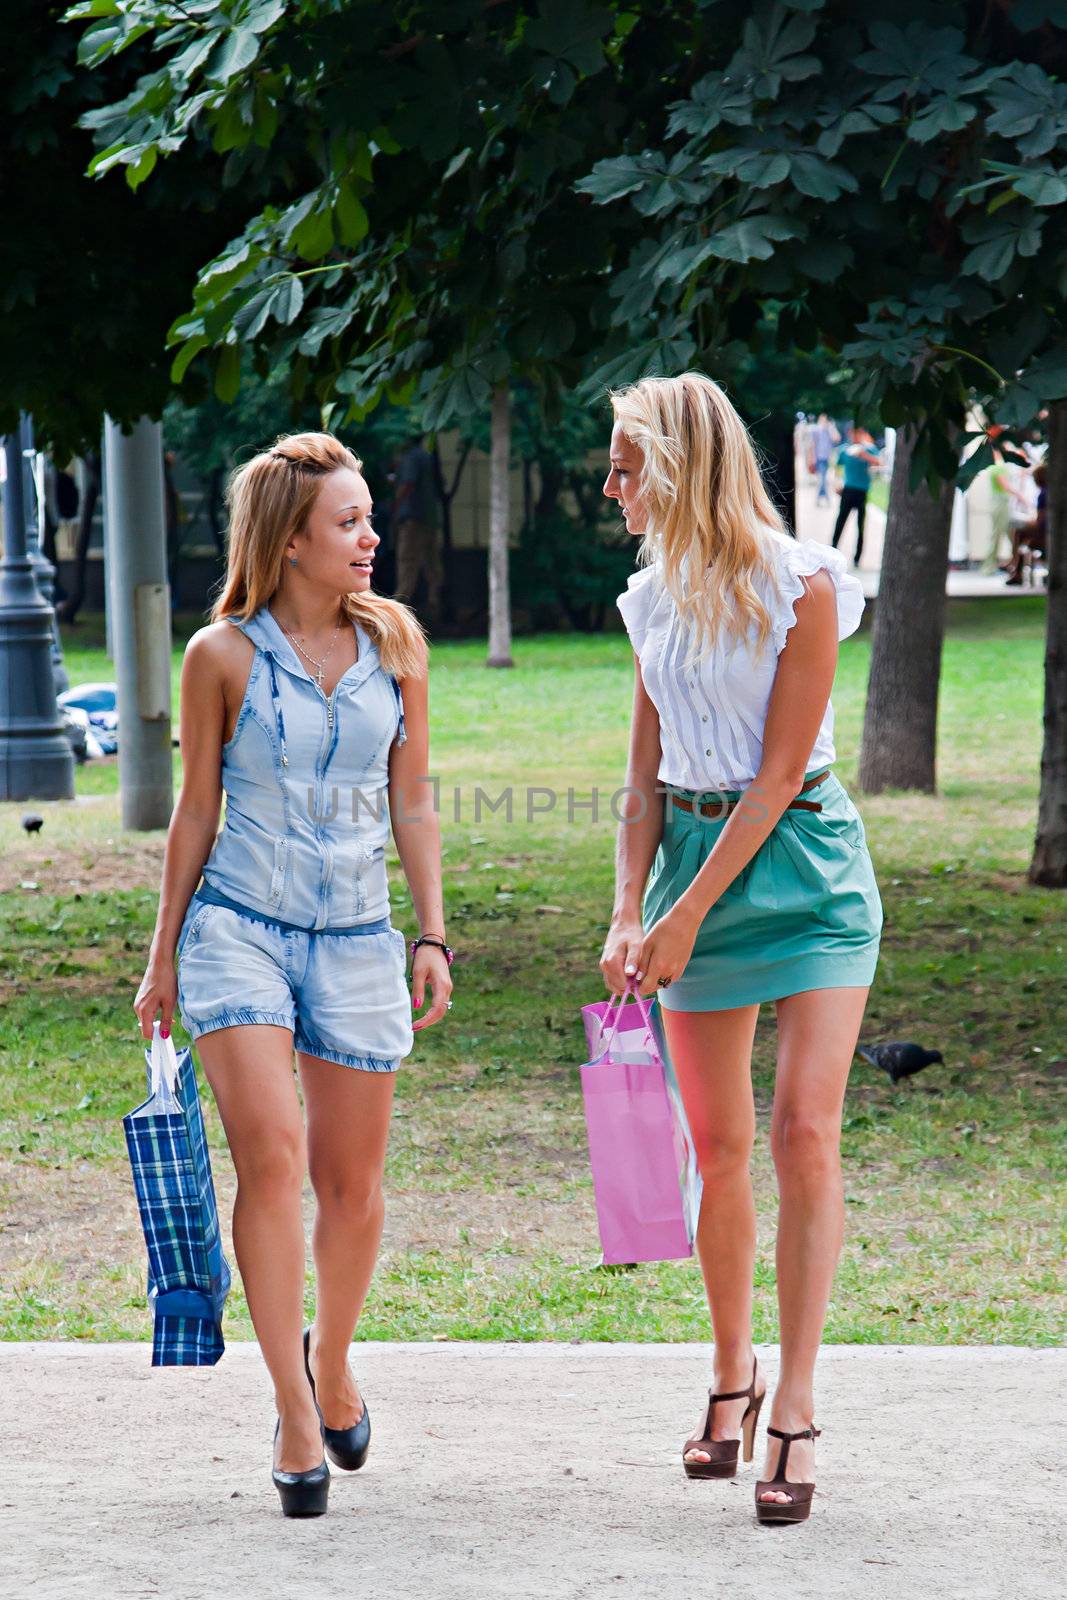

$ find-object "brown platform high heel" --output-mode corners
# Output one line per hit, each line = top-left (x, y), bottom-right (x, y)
(682, 1355), (765, 1479)
(754, 1422), (822, 1523)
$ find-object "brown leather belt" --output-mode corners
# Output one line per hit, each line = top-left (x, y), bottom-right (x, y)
(670, 769), (830, 820)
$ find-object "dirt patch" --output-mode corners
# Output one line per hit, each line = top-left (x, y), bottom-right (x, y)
(0, 1161), (161, 1274)
(0, 837), (166, 897)
(0, 974), (126, 1009)
(985, 871), (1035, 895)
(0, 1152), (594, 1291)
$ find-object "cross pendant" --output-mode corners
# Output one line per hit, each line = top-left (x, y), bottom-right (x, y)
(316, 668), (325, 686)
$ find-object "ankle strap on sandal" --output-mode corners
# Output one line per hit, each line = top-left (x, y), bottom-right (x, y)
(767, 1424), (821, 1442)
(709, 1354), (758, 1404)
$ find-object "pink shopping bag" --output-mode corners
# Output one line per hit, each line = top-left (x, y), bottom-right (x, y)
(579, 985), (703, 1266)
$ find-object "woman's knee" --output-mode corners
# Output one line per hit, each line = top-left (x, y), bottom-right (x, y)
(307, 1160), (383, 1218)
(233, 1124), (305, 1202)
(770, 1110), (841, 1175)
(695, 1130), (754, 1186)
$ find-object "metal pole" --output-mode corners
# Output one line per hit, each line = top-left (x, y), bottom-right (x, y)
(20, 414), (69, 695)
(102, 433), (115, 661)
(0, 434), (75, 799)
(103, 416), (174, 830)
(487, 381), (514, 668)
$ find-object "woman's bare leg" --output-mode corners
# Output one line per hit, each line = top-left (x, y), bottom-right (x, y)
(197, 1023), (321, 1473)
(660, 1003), (765, 1459)
(759, 985), (870, 1503)
(298, 1054), (395, 1428)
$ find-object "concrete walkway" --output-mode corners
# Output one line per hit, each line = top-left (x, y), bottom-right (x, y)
(795, 477), (1046, 602)
(0, 1343), (1061, 1600)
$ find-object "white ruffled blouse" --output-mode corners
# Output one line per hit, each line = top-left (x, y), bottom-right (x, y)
(616, 528), (865, 791)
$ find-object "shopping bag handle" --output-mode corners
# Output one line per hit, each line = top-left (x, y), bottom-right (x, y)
(597, 982), (656, 1060)
(148, 1020), (181, 1101)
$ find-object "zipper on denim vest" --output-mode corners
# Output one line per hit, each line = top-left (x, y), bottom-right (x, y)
(314, 677), (343, 925)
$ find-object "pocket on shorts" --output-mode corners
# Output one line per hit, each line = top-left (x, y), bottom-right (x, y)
(177, 898), (213, 959)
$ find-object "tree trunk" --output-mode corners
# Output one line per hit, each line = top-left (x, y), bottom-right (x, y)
(163, 449), (181, 593)
(432, 440), (472, 626)
(1029, 398), (1067, 886)
(487, 381), (513, 668)
(206, 467), (226, 555)
(536, 458), (564, 521)
(858, 423), (956, 793)
(56, 451), (101, 624)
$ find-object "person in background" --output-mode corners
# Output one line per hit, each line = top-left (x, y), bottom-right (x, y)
(392, 434), (444, 623)
(811, 414), (840, 505)
(797, 413), (814, 477)
(1004, 456), (1038, 572)
(1004, 462), (1047, 586)
(830, 426), (880, 567)
(978, 429), (1030, 576)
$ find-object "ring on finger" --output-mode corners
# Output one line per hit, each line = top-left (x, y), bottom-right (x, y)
(656, 976), (672, 988)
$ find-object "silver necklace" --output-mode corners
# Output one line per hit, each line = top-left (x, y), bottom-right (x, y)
(274, 613), (344, 687)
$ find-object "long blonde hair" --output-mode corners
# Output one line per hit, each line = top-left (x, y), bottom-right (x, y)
(211, 431), (428, 680)
(610, 372), (786, 663)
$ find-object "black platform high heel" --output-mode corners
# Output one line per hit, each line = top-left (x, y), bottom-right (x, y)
(272, 1414), (330, 1517)
(303, 1326), (372, 1472)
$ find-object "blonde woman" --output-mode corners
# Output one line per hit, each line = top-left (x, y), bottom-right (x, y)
(134, 433), (452, 1517)
(600, 374), (882, 1525)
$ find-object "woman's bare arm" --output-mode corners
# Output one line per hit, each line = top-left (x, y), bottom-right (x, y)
(600, 655), (665, 992)
(388, 671), (452, 1030)
(134, 628), (228, 1037)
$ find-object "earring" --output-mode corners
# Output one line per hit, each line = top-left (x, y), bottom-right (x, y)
(289, 557), (297, 566)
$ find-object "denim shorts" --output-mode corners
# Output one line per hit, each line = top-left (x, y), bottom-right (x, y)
(175, 889), (414, 1071)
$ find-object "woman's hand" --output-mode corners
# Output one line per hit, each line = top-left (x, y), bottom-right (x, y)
(632, 906), (700, 998)
(411, 945), (453, 1031)
(134, 957), (178, 1041)
(600, 915), (645, 994)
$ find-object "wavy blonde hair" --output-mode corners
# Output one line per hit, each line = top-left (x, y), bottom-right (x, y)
(211, 431), (428, 679)
(610, 372), (786, 664)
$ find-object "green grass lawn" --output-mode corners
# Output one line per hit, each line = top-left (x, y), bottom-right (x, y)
(0, 598), (1063, 1345)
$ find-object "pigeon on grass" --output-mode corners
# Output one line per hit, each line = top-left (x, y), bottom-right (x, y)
(856, 1041), (943, 1085)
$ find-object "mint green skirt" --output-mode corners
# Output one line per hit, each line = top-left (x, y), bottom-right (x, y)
(643, 767), (882, 1011)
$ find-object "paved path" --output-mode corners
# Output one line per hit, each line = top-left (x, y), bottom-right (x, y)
(0, 1343), (1060, 1600)
(796, 478), (1045, 601)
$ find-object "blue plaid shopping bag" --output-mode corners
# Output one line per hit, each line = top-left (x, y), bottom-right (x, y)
(122, 1022), (232, 1366)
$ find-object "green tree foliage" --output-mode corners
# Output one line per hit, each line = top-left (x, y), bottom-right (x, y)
(575, 0), (1067, 489)
(65, 0), (636, 431)
(0, 1), (273, 453)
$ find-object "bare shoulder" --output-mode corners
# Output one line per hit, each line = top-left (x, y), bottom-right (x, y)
(184, 619), (250, 666)
(780, 567), (838, 664)
(796, 567), (837, 606)
(182, 619), (254, 687)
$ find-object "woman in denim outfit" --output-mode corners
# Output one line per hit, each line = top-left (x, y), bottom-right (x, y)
(135, 432), (452, 1516)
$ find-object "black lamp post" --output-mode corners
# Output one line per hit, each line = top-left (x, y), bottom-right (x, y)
(0, 431), (75, 799)
(20, 414), (69, 695)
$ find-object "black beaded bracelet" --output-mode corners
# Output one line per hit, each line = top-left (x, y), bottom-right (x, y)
(409, 934), (454, 966)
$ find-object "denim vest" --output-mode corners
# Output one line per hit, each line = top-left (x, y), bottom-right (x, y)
(199, 606), (406, 930)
